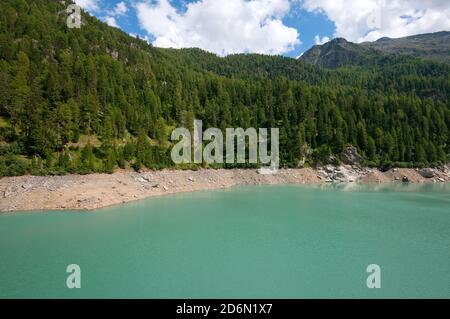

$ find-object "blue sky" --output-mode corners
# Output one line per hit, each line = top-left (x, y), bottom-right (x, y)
(75, 0), (449, 58)
(282, 4), (335, 57)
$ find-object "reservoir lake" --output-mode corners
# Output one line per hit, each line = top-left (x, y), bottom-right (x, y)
(0, 183), (449, 298)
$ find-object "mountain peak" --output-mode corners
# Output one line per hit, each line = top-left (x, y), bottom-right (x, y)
(299, 37), (373, 68)
(332, 38), (348, 44)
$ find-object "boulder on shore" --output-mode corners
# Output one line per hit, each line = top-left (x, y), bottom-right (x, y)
(419, 168), (435, 179)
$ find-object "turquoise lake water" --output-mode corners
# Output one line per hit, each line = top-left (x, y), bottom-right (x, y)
(0, 183), (449, 299)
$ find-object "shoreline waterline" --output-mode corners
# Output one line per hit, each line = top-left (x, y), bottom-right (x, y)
(1, 167), (449, 213)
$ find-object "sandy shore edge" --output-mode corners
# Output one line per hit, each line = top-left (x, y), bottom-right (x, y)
(1, 166), (449, 213)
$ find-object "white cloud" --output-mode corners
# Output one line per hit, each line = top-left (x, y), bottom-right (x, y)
(303, 0), (450, 42)
(129, 32), (152, 44)
(135, 0), (301, 56)
(74, 0), (99, 12)
(104, 16), (119, 28)
(76, 0), (128, 17)
(112, 1), (128, 16)
(102, 2), (127, 29)
(314, 35), (330, 45)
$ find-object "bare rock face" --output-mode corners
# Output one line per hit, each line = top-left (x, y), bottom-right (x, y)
(340, 146), (364, 166)
(317, 165), (360, 183)
(418, 168), (435, 179)
(325, 155), (339, 165)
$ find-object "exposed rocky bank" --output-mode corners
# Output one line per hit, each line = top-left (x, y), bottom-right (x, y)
(1, 165), (449, 213)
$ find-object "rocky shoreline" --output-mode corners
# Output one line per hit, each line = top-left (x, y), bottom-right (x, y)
(1, 165), (449, 213)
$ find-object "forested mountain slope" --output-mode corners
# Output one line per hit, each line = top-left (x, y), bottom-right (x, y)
(0, 0), (449, 176)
